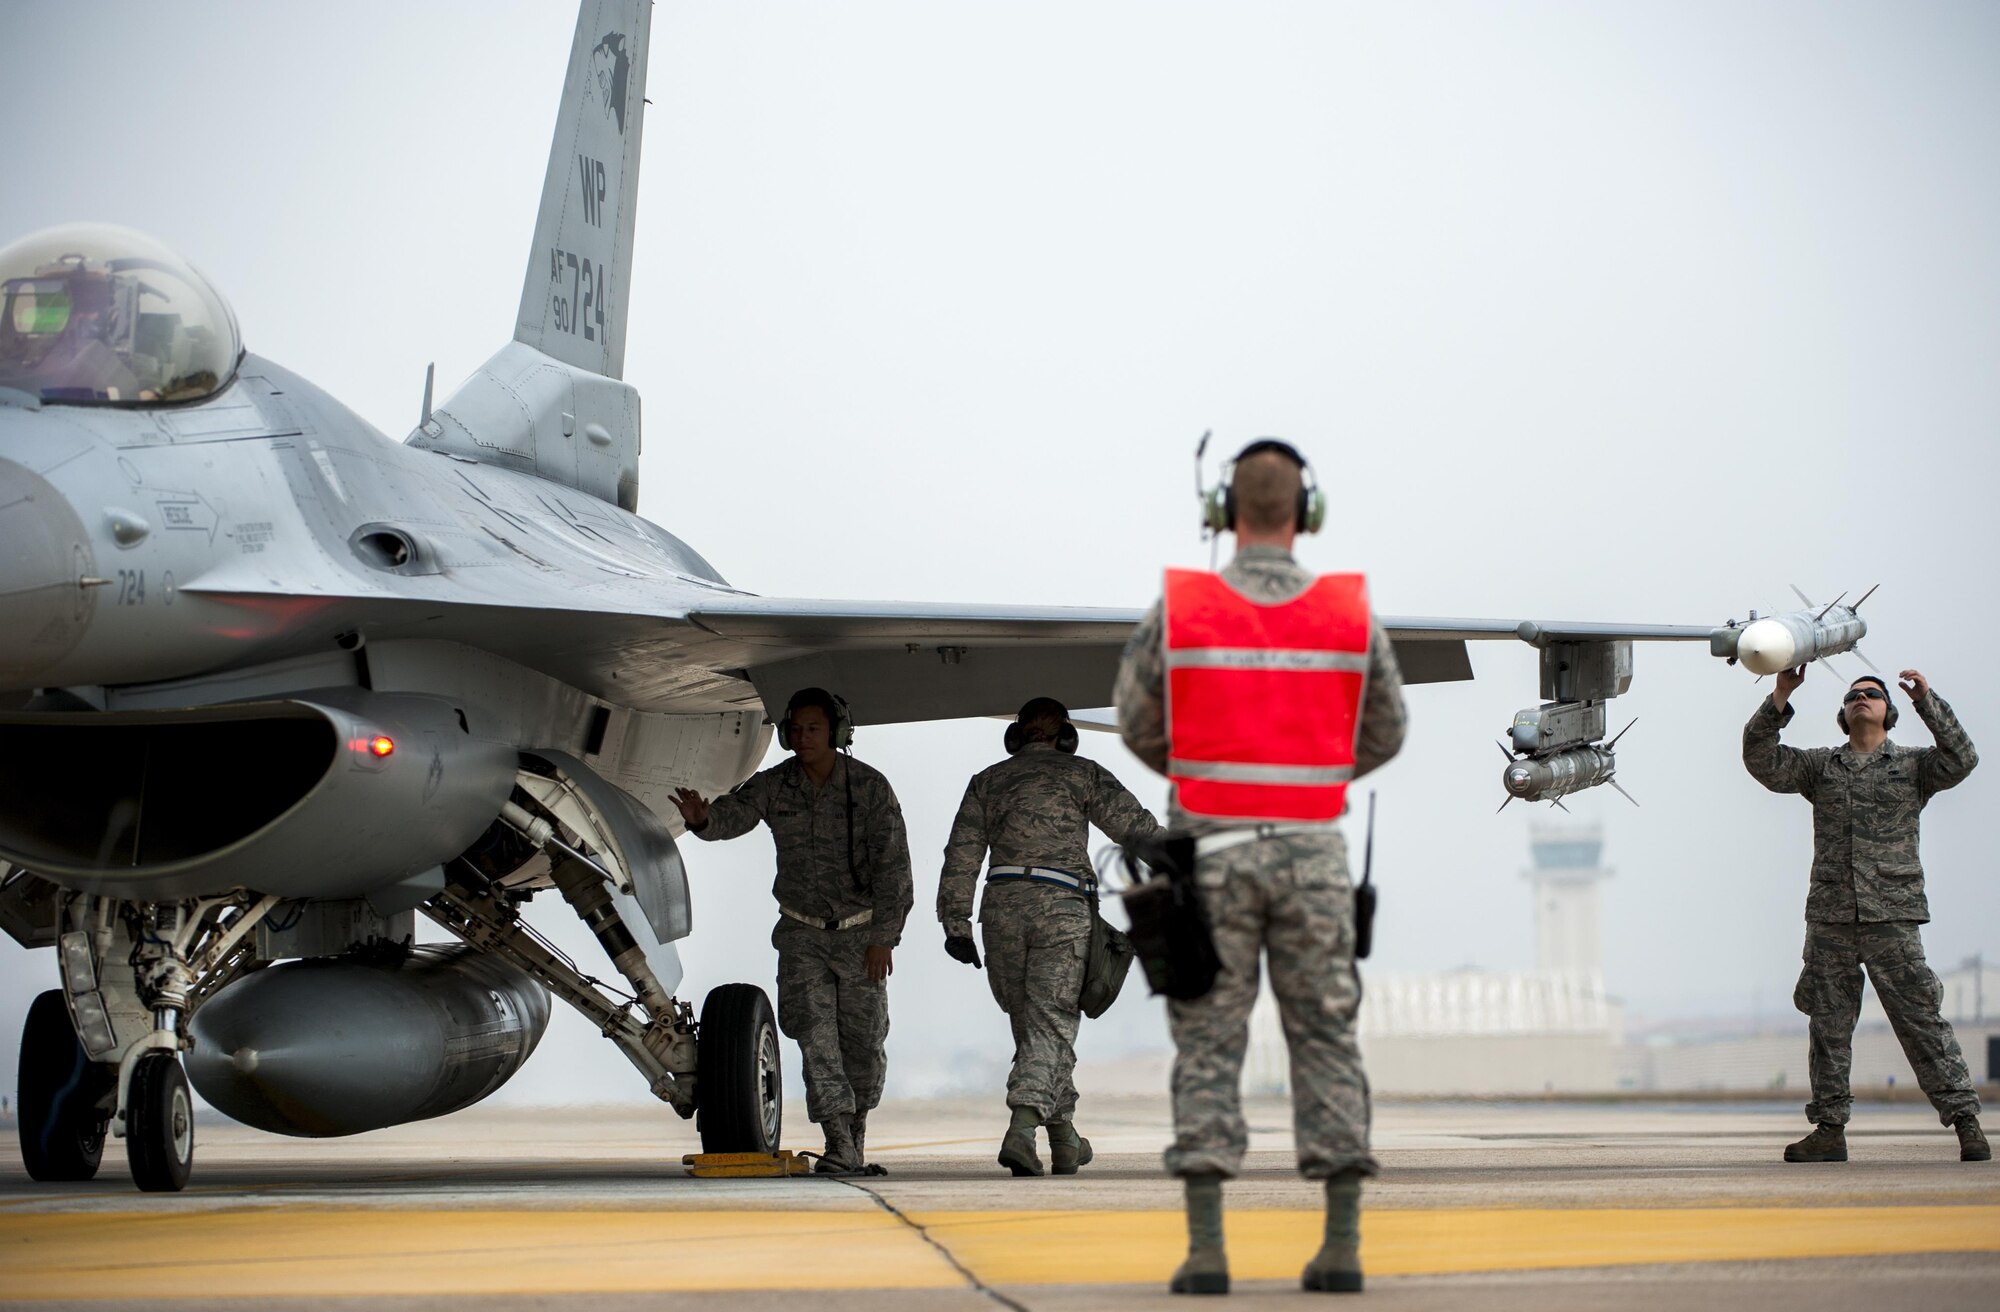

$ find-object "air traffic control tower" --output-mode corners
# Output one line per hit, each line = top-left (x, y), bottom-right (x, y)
(1526, 823), (1612, 976)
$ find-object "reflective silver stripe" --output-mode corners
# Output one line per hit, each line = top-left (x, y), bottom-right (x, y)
(1170, 759), (1356, 785)
(1166, 647), (1370, 673)
(1195, 823), (1339, 857)
(780, 905), (875, 931)
(987, 865), (1091, 890)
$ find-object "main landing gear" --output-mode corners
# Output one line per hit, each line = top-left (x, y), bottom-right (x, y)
(425, 795), (783, 1156)
(17, 987), (190, 1191)
(20, 891), (278, 1191)
(17, 990), (113, 1182)
(696, 983), (782, 1155)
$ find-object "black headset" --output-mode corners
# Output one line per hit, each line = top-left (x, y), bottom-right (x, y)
(777, 686), (855, 750)
(1201, 437), (1326, 535)
(1004, 696), (1079, 755)
(1835, 678), (1898, 734)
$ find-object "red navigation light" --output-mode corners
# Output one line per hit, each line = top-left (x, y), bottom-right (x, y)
(367, 735), (395, 758)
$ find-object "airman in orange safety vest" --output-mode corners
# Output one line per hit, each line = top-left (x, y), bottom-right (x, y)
(1115, 438), (1407, 1296)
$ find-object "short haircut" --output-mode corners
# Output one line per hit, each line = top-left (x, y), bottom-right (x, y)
(785, 686), (842, 728)
(1849, 675), (1891, 696)
(1016, 696), (1070, 744)
(1232, 448), (1303, 532)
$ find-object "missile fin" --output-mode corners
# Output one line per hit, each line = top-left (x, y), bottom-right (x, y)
(1610, 779), (1640, 807)
(1497, 739), (1517, 762)
(1821, 655), (1849, 680)
(1496, 796), (1514, 813)
(1852, 583), (1880, 611)
(1814, 590), (1848, 622)
(1551, 797), (1571, 812)
(1605, 717), (1638, 750)
(1851, 644), (1881, 674)
(1790, 584), (1816, 609)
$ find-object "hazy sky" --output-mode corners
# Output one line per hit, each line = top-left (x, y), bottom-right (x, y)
(3, 1), (1997, 1110)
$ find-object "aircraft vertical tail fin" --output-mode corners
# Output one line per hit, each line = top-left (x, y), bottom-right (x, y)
(414, 0), (650, 510)
(516, 0), (652, 380)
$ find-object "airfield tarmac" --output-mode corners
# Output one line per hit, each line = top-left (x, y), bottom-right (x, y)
(2, 1095), (1996, 1310)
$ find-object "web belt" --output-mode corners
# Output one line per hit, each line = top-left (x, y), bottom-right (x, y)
(1193, 823), (1340, 858)
(986, 865), (1094, 892)
(779, 905), (875, 932)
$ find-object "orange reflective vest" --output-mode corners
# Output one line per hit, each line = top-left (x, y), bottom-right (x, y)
(1163, 568), (1371, 824)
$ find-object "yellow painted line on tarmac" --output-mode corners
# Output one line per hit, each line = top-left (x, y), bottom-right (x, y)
(912, 1205), (2000, 1284)
(0, 1209), (960, 1300)
(2, 1205), (1996, 1298)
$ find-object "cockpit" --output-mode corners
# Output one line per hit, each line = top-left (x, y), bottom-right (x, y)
(0, 223), (241, 406)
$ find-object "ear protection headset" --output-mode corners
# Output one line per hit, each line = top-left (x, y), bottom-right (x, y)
(1201, 437), (1325, 535)
(1004, 697), (1080, 755)
(777, 686), (855, 750)
(1835, 677), (1898, 734)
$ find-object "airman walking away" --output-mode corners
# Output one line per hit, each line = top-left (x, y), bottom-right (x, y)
(674, 688), (913, 1173)
(1744, 665), (1986, 1164)
(938, 696), (1162, 1176)
(1117, 439), (1407, 1294)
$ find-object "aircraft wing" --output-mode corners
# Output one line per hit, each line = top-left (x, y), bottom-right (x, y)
(682, 596), (1716, 728)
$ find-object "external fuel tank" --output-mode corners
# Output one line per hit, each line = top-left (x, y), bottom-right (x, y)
(187, 943), (549, 1137)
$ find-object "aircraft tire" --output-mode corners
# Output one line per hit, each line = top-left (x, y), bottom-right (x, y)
(696, 983), (781, 1155)
(17, 990), (113, 1182)
(126, 1051), (194, 1192)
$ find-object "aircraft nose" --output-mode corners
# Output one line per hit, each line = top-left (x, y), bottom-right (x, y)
(0, 457), (95, 688)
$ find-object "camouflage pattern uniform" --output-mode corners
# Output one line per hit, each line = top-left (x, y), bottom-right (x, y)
(1115, 545), (1407, 1179)
(938, 742), (1162, 1120)
(1743, 690), (1980, 1128)
(694, 754), (913, 1123)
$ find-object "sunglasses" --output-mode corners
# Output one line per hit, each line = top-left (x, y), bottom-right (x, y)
(1842, 688), (1888, 705)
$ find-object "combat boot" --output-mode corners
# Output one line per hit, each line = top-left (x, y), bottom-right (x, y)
(814, 1113), (862, 1173)
(1301, 1170), (1364, 1293)
(852, 1108), (869, 1167)
(1783, 1122), (1847, 1163)
(1169, 1173), (1229, 1295)
(1955, 1114), (1990, 1162)
(1047, 1118), (1093, 1175)
(998, 1105), (1043, 1176)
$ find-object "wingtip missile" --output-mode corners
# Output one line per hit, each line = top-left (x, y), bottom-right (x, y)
(1716, 587), (1872, 676)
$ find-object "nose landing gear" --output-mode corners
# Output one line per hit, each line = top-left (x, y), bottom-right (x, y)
(125, 1049), (194, 1192)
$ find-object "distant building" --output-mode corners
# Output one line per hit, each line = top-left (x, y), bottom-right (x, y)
(1237, 824), (1998, 1097)
(1525, 825), (1611, 975)
(1626, 954), (2000, 1093)
(1246, 823), (1624, 1095)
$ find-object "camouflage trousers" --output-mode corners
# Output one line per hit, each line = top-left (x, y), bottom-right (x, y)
(772, 919), (889, 1124)
(1165, 832), (1376, 1180)
(980, 880), (1091, 1121)
(1794, 920), (1979, 1127)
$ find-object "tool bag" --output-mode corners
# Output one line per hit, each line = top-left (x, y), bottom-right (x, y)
(1115, 833), (1220, 1001)
(1078, 887), (1135, 1018)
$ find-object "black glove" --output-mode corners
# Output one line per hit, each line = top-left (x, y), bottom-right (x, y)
(943, 934), (982, 969)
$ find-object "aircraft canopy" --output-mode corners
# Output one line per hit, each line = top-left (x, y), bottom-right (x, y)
(0, 223), (241, 406)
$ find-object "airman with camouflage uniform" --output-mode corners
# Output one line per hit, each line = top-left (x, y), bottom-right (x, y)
(674, 687), (913, 1173)
(938, 696), (1162, 1176)
(1744, 665), (1987, 1164)
(1116, 440), (1407, 1295)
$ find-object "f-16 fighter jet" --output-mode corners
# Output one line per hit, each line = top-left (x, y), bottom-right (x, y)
(1, 0), (1735, 1191)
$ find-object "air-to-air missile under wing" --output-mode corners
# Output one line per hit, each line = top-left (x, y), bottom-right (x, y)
(2, 0), (1749, 1192)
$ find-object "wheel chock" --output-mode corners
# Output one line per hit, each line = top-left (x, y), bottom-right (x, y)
(681, 1149), (814, 1178)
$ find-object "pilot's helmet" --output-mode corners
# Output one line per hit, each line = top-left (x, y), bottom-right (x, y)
(0, 223), (241, 406)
